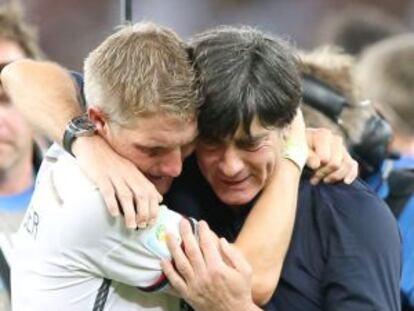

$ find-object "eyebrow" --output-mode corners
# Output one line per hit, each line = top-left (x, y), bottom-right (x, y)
(133, 143), (169, 150)
(133, 137), (196, 150)
(236, 133), (269, 144)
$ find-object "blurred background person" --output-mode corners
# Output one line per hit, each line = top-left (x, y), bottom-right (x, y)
(14, 0), (414, 70)
(299, 46), (414, 311)
(355, 34), (414, 163)
(0, 0), (42, 237)
(354, 38), (414, 309)
(316, 5), (406, 56)
(0, 2), (43, 309)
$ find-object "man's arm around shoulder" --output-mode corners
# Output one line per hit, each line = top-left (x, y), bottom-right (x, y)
(1, 59), (82, 143)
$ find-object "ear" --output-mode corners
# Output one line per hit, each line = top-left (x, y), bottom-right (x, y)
(87, 106), (108, 135)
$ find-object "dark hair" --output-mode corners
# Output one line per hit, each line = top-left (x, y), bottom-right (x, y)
(190, 26), (301, 142)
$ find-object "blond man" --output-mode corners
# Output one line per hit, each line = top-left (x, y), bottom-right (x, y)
(11, 23), (202, 311)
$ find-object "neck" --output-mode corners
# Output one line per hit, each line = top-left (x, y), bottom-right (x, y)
(0, 155), (34, 195)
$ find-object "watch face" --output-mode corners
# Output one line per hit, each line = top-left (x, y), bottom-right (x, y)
(70, 115), (96, 135)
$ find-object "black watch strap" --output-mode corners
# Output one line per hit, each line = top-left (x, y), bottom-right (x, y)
(62, 114), (96, 157)
(63, 126), (76, 156)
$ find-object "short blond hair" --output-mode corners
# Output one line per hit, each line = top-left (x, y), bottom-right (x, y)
(0, 2), (42, 59)
(84, 22), (197, 125)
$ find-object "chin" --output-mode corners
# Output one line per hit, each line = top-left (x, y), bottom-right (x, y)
(153, 179), (173, 195)
(216, 190), (257, 207)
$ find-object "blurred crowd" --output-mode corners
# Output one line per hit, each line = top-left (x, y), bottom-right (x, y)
(0, 0), (414, 310)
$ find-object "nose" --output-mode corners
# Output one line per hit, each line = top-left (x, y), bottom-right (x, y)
(158, 148), (183, 177)
(218, 146), (244, 177)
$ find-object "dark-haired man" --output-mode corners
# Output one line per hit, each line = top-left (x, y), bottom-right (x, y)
(161, 26), (401, 311)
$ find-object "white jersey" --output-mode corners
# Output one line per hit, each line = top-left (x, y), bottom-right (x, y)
(12, 145), (194, 311)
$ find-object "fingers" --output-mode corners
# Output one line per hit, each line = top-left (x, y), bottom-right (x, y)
(77, 134), (163, 229)
(110, 172), (163, 229)
(97, 178), (120, 217)
(160, 259), (188, 296)
(93, 166), (158, 229)
(306, 149), (321, 170)
(111, 178), (137, 229)
(148, 196), (160, 226)
(126, 169), (161, 228)
(323, 149), (358, 184)
(198, 221), (223, 269)
(312, 144), (359, 185)
(180, 219), (205, 273)
(310, 128), (333, 165)
(344, 157), (359, 184)
(310, 134), (344, 185)
(166, 233), (194, 281)
(130, 186), (150, 229)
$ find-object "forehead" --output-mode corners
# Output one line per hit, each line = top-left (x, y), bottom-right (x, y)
(231, 117), (276, 142)
(124, 113), (197, 147)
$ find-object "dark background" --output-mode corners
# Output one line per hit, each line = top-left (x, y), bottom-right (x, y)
(12, 0), (414, 70)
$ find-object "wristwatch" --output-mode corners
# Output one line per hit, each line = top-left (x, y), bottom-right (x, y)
(63, 114), (96, 156)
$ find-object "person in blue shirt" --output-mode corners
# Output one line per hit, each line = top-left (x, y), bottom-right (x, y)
(299, 46), (414, 311)
(356, 34), (414, 161)
(356, 39), (414, 310)
(0, 4), (44, 309)
(0, 3), (43, 224)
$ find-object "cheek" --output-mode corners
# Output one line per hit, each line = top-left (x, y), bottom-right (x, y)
(8, 113), (32, 141)
(127, 150), (154, 172)
(249, 147), (277, 176)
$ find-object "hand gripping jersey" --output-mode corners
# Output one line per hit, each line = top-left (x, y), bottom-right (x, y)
(12, 144), (196, 311)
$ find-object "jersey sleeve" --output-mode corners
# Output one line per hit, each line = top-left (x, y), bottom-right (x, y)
(53, 155), (197, 292)
(317, 185), (402, 311)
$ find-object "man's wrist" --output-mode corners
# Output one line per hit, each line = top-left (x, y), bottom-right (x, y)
(281, 138), (308, 171)
(71, 135), (100, 158)
(62, 114), (96, 156)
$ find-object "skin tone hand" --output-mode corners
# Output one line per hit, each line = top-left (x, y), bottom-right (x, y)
(306, 128), (358, 185)
(73, 135), (162, 229)
(279, 109), (358, 184)
(161, 219), (262, 311)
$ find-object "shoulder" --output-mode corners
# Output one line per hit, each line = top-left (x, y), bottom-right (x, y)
(298, 178), (400, 254)
(300, 177), (392, 220)
(36, 144), (108, 233)
(46, 144), (100, 204)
